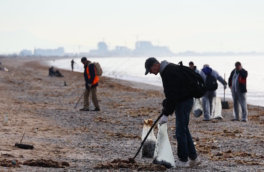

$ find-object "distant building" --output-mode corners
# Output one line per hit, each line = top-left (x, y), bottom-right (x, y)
(34, 47), (65, 56)
(133, 41), (174, 56)
(87, 41), (174, 57)
(98, 42), (108, 52)
(89, 42), (109, 56)
(79, 52), (90, 57)
(19, 50), (32, 56)
(110, 46), (131, 56)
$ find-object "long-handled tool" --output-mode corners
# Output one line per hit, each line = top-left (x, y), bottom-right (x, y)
(133, 113), (163, 160)
(221, 73), (229, 109)
(74, 91), (85, 108)
(15, 132), (34, 150)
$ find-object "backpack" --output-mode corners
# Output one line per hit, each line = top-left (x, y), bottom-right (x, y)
(92, 62), (103, 76)
(178, 62), (206, 98)
(205, 73), (218, 91)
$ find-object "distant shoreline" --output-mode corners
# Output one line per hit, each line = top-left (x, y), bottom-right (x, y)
(1, 52), (264, 59)
(1, 56), (262, 107)
(44, 57), (263, 108)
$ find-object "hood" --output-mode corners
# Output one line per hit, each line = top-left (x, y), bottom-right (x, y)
(159, 60), (170, 75)
(202, 66), (212, 75)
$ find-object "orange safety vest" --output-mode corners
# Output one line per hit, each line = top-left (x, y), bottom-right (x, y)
(86, 65), (99, 85)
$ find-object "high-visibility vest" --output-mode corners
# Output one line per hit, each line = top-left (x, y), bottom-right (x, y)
(86, 65), (99, 85)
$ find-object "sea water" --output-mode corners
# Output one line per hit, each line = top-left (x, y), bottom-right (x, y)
(49, 56), (264, 107)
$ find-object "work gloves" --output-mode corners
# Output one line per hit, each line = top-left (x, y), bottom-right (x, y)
(159, 115), (168, 126)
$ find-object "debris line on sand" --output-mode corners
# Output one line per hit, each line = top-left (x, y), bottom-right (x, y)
(93, 158), (167, 171)
(23, 159), (70, 168)
(0, 159), (20, 168)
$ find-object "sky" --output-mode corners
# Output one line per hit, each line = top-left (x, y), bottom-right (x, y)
(0, 0), (264, 54)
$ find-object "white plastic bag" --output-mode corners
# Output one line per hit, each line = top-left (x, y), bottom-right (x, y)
(3, 114), (8, 126)
(233, 103), (242, 119)
(153, 123), (175, 168)
(193, 98), (203, 118)
(141, 119), (157, 158)
(212, 97), (223, 119)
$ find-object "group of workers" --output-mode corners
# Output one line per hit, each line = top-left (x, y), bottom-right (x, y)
(145, 57), (248, 168)
(189, 61), (248, 122)
(74, 56), (248, 168)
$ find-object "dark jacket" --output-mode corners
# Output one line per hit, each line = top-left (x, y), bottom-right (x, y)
(161, 63), (193, 116)
(193, 66), (199, 74)
(84, 63), (98, 89)
(200, 66), (227, 86)
(228, 68), (248, 93)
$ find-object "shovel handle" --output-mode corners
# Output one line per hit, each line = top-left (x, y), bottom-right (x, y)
(133, 113), (163, 160)
(224, 73), (226, 101)
(74, 91), (85, 108)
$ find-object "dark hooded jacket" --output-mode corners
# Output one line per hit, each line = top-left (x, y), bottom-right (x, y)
(200, 66), (226, 86)
(193, 66), (199, 74)
(160, 62), (193, 116)
(228, 68), (248, 93)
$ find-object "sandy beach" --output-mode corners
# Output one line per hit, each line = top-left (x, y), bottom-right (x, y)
(0, 57), (264, 171)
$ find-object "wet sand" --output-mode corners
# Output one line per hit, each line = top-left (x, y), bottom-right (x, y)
(0, 57), (264, 171)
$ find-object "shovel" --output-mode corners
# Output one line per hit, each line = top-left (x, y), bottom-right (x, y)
(221, 73), (229, 109)
(15, 132), (34, 150)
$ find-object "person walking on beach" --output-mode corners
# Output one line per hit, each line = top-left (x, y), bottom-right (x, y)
(71, 59), (75, 72)
(228, 62), (248, 122)
(145, 57), (201, 168)
(200, 64), (227, 121)
(189, 61), (199, 74)
(80, 57), (100, 111)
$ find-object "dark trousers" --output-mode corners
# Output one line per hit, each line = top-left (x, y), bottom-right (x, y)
(175, 99), (197, 162)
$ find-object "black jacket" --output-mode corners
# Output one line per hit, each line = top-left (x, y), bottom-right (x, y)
(84, 63), (98, 89)
(161, 63), (193, 116)
(228, 68), (248, 93)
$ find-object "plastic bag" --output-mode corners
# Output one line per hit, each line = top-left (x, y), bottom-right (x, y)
(3, 114), (8, 126)
(193, 98), (203, 118)
(153, 123), (175, 168)
(212, 97), (223, 119)
(233, 103), (242, 119)
(141, 119), (157, 158)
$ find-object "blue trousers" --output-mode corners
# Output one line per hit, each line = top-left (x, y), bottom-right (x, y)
(175, 99), (197, 162)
